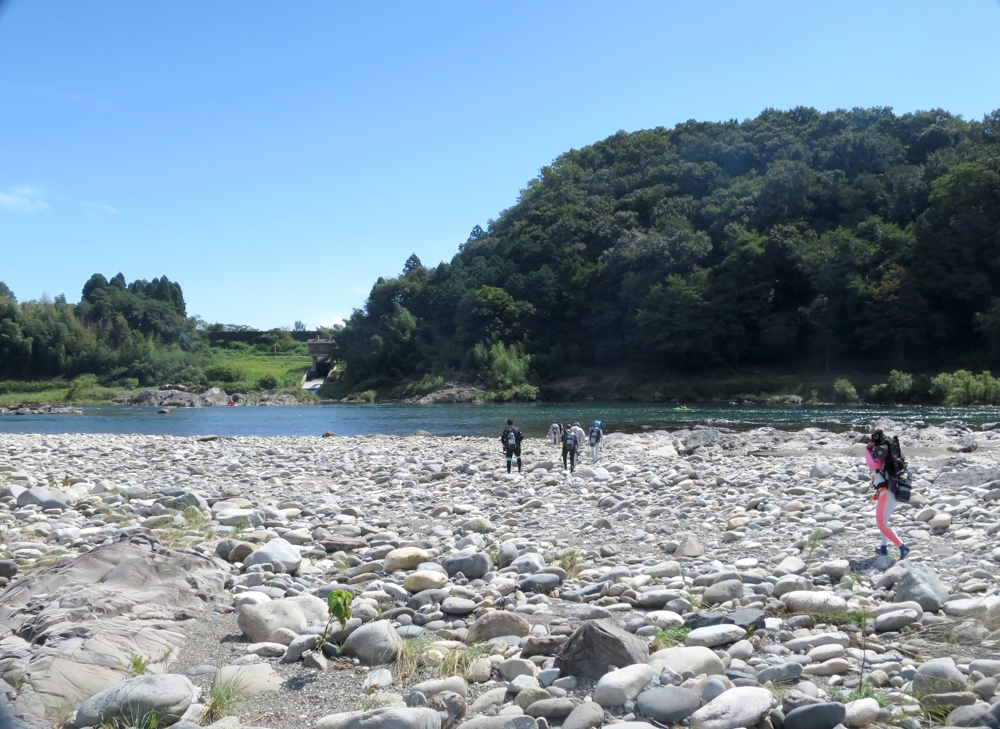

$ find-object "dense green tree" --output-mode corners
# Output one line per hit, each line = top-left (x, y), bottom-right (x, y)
(0, 273), (200, 384)
(327, 107), (1000, 389)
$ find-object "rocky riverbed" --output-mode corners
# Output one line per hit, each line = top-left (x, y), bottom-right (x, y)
(2, 420), (1000, 729)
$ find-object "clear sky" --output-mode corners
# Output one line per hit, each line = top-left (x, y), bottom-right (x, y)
(2, 1), (999, 329)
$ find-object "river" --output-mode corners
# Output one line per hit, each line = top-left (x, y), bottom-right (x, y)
(1, 402), (998, 438)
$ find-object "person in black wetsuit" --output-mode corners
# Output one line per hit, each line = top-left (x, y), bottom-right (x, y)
(500, 419), (523, 473)
(561, 423), (578, 472)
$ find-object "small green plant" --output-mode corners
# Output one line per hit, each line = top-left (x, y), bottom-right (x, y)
(486, 546), (499, 569)
(320, 589), (354, 645)
(803, 529), (824, 559)
(651, 626), (691, 650)
(203, 672), (249, 723)
(124, 652), (149, 676)
(473, 518), (491, 534)
(233, 517), (250, 536)
(843, 572), (866, 587)
(65, 374), (99, 400)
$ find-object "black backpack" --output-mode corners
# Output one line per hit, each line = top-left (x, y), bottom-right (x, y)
(589, 428), (600, 446)
(564, 431), (577, 449)
(506, 429), (518, 449)
(887, 436), (912, 502)
(886, 436), (908, 477)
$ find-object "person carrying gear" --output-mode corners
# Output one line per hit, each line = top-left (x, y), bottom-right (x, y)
(571, 422), (586, 454)
(500, 419), (523, 474)
(588, 420), (605, 463)
(548, 422), (560, 446)
(866, 429), (911, 561)
(561, 424), (578, 472)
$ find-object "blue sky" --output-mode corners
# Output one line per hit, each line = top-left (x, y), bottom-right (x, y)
(2, 1), (999, 329)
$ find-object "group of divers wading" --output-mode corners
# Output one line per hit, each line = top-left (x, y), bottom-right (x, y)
(496, 419), (915, 562)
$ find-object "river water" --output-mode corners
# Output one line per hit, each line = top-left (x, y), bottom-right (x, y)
(1, 402), (998, 438)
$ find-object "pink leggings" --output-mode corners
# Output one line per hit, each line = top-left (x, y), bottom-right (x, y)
(876, 489), (902, 547)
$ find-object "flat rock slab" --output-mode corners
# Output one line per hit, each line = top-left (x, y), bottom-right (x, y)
(215, 663), (284, 695)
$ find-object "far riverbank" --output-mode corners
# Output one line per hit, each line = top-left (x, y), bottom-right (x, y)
(2, 401), (1000, 438)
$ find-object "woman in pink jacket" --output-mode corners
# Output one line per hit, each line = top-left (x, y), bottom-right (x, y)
(866, 433), (910, 561)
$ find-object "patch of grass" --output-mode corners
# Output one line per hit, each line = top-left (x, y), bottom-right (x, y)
(0, 382), (124, 407)
(920, 703), (954, 726)
(651, 626), (691, 651)
(98, 707), (162, 729)
(203, 348), (312, 393)
(558, 548), (583, 579)
(204, 672), (249, 723)
(830, 680), (890, 708)
(402, 373), (445, 398)
(330, 552), (353, 573)
(182, 505), (206, 525)
(394, 637), (431, 681)
(433, 644), (487, 680)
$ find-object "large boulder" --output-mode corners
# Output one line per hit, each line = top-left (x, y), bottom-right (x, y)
(562, 702), (604, 729)
(340, 707), (442, 729)
(783, 702), (846, 729)
(592, 664), (655, 707)
(685, 625), (746, 648)
(782, 591), (847, 614)
(894, 564), (950, 613)
(404, 572), (449, 592)
(385, 548), (429, 573)
(15, 486), (70, 509)
(702, 580), (743, 606)
(466, 612), (531, 643)
(73, 674), (197, 728)
(237, 599), (307, 643)
(636, 686), (701, 723)
(689, 686), (775, 729)
(343, 620), (403, 664)
(215, 508), (265, 528)
(554, 620), (648, 680)
(912, 657), (967, 697)
(647, 646), (726, 678)
(242, 538), (302, 573)
(442, 552), (491, 580)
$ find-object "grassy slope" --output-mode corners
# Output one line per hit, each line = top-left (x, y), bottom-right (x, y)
(0, 350), (315, 407)
(203, 349), (314, 393)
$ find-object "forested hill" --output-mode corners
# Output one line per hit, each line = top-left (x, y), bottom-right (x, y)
(333, 106), (1000, 397)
